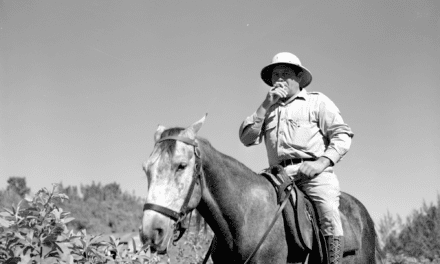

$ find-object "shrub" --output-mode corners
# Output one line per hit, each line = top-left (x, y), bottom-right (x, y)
(0, 184), (154, 263)
(0, 184), (213, 264)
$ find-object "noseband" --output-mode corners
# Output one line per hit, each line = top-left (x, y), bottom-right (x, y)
(143, 136), (202, 242)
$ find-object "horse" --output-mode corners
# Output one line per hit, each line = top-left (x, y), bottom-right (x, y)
(139, 115), (384, 264)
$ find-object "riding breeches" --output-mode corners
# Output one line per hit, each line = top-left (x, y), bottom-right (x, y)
(285, 166), (343, 236)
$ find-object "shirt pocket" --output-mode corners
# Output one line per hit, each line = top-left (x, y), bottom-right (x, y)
(286, 119), (314, 149)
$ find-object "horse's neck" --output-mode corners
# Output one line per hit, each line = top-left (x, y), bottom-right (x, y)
(197, 141), (271, 247)
(197, 145), (238, 242)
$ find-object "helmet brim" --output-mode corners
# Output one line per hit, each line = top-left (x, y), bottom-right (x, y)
(261, 62), (312, 88)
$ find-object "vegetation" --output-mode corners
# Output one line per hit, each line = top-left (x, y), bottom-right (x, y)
(378, 195), (440, 264)
(0, 177), (213, 263)
(57, 181), (143, 234)
(2, 176), (439, 263)
(1, 177), (144, 235)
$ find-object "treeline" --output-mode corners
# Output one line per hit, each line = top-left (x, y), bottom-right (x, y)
(379, 194), (440, 262)
(0, 176), (143, 234)
(3, 177), (440, 261)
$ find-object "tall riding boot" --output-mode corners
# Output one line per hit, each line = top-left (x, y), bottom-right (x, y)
(325, 236), (342, 264)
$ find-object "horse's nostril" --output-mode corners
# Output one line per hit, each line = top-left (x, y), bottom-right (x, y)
(140, 227), (165, 245)
(140, 234), (146, 244)
(155, 228), (164, 239)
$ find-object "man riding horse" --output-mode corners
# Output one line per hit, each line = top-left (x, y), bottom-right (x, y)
(239, 52), (354, 264)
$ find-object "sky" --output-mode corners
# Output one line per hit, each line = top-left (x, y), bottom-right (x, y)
(1, 1), (439, 224)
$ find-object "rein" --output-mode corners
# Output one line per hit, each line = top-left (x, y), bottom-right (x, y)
(143, 136), (202, 243)
(202, 180), (295, 264)
(243, 185), (293, 264)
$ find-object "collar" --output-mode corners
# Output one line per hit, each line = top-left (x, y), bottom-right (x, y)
(278, 89), (308, 106)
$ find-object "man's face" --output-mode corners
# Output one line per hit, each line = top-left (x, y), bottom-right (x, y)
(271, 65), (302, 98)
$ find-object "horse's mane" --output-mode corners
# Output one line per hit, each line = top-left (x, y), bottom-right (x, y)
(195, 136), (259, 179)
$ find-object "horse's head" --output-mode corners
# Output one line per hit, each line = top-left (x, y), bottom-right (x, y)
(139, 115), (206, 253)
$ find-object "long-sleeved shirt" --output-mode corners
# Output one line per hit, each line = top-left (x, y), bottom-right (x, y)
(239, 89), (353, 167)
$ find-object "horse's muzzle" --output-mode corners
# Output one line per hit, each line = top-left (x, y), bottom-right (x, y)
(140, 211), (173, 254)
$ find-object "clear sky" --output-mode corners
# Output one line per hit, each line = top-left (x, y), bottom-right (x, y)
(1, 1), (439, 224)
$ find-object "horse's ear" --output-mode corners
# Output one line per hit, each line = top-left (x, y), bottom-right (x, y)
(187, 113), (207, 136)
(154, 125), (166, 142)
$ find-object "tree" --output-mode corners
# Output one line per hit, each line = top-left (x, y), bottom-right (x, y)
(378, 210), (402, 250)
(6, 176), (30, 198)
(0, 189), (22, 209)
(80, 181), (103, 201)
(58, 182), (142, 234)
(383, 194), (440, 260)
(103, 182), (122, 201)
(58, 182), (80, 201)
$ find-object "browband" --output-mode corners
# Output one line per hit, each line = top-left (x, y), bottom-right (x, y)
(157, 136), (198, 147)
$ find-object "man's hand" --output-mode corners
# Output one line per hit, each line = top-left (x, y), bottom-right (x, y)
(262, 82), (288, 108)
(256, 82), (288, 119)
(298, 157), (332, 179)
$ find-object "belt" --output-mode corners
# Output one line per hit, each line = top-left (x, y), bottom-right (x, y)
(279, 158), (316, 167)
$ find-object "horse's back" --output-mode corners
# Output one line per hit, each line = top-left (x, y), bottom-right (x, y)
(339, 192), (384, 264)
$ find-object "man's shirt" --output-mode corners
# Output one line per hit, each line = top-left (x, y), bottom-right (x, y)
(239, 89), (354, 167)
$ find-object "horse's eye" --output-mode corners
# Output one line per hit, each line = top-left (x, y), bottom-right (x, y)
(177, 163), (187, 171)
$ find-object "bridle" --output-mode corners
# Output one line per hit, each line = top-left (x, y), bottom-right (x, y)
(143, 136), (202, 243)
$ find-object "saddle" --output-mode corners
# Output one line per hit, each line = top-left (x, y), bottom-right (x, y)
(260, 165), (360, 263)
(261, 165), (325, 263)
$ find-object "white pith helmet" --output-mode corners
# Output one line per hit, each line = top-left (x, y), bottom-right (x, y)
(260, 52), (312, 88)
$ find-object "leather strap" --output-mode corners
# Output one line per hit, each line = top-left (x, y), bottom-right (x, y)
(143, 203), (182, 221)
(244, 184), (293, 264)
(279, 158), (316, 167)
(157, 136), (198, 147)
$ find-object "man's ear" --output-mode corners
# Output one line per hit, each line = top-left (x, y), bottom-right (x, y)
(154, 125), (166, 142)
